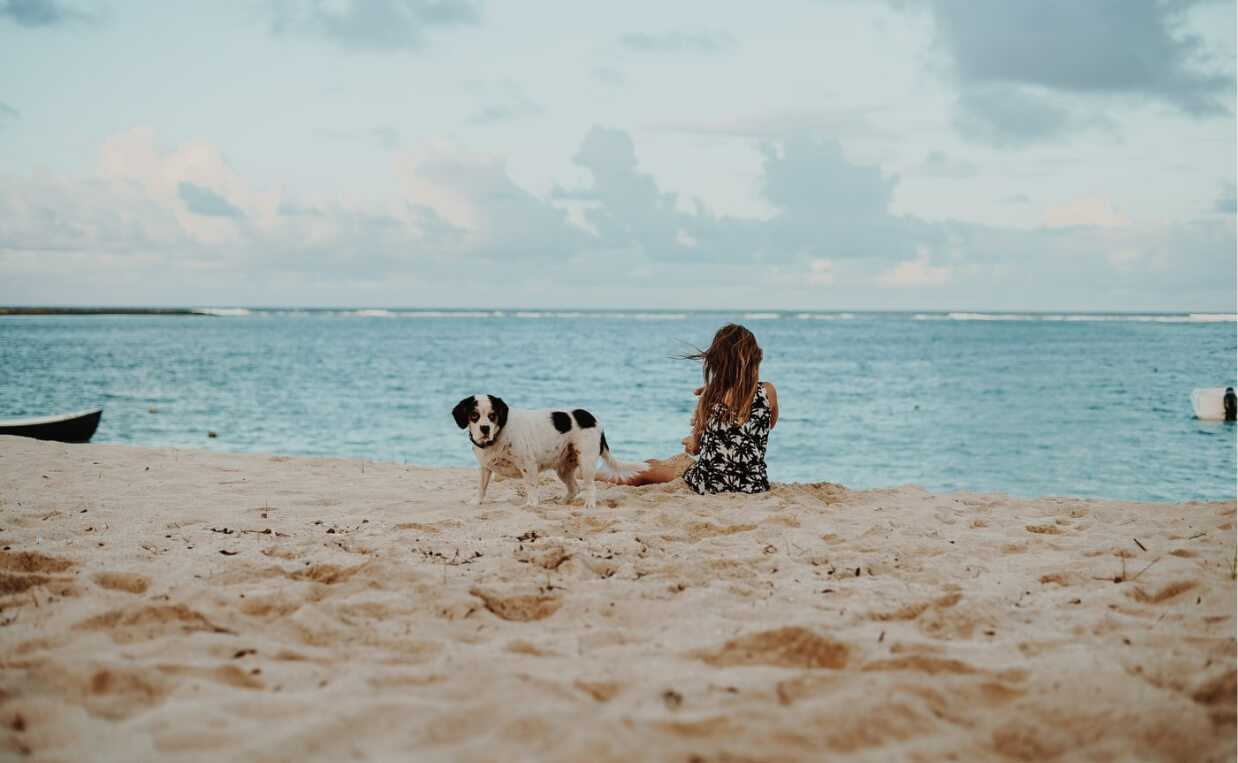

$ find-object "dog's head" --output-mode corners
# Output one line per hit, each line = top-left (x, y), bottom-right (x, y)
(452, 395), (509, 448)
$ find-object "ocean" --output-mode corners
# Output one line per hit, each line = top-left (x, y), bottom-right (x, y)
(1, 309), (1235, 503)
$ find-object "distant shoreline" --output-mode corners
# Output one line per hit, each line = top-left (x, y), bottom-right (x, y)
(0, 307), (205, 316)
(0, 307), (1233, 322)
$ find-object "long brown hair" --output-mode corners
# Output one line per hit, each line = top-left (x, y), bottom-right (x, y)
(683, 324), (763, 443)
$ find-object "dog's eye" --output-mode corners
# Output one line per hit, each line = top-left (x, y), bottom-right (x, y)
(488, 413), (497, 422)
(470, 412), (480, 422)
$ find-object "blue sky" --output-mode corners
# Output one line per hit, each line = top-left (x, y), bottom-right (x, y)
(0, 0), (1234, 311)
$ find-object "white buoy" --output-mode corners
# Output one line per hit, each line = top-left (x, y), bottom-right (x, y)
(1191, 387), (1235, 420)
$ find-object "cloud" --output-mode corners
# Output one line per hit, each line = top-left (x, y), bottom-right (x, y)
(650, 107), (892, 142)
(555, 126), (694, 260)
(756, 134), (917, 261)
(392, 141), (586, 259)
(911, 0), (1236, 144)
(592, 67), (625, 87)
(851, 216), (1236, 309)
(469, 99), (544, 124)
(556, 127), (919, 266)
(0, 125), (1232, 310)
(267, 0), (480, 51)
(1214, 181), (1237, 214)
(0, 0), (100, 26)
(878, 251), (950, 286)
(0, 101), (18, 129)
(949, 84), (1076, 147)
(462, 80), (546, 124)
(1043, 196), (1129, 229)
(314, 126), (402, 150)
(178, 182), (244, 219)
(618, 31), (736, 54)
(907, 149), (980, 178)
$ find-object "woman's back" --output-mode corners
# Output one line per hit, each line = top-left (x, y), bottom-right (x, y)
(683, 382), (772, 494)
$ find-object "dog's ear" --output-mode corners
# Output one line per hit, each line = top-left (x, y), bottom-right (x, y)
(489, 395), (509, 429)
(451, 397), (475, 429)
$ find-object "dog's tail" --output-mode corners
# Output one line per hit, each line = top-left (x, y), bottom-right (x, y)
(596, 431), (647, 480)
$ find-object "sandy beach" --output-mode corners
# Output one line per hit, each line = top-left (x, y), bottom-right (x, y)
(1, 435), (1234, 762)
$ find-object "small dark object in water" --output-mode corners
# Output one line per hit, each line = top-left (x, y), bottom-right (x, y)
(1224, 387), (1237, 421)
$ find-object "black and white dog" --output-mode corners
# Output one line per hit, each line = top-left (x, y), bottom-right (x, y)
(452, 395), (643, 508)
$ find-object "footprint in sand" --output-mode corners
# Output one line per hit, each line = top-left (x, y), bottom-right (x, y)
(290, 563), (363, 585)
(0, 571), (52, 595)
(0, 551), (76, 573)
(869, 591), (963, 622)
(514, 544), (571, 571)
(574, 678), (623, 702)
(237, 594), (300, 619)
(1038, 572), (1087, 587)
(91, 572), (149, 594)
(696, 626), (850, 669)
(1130, 579), (1199, 604)
(84, 666), (172, 720)
(1191, 669), (1238, 728)
(157, 663), (265, 690)
(469, 587), (562, 622)
(0, 551), (78, 597)
(1024, 524), (1061, 535)
(75, 604), (234, 644)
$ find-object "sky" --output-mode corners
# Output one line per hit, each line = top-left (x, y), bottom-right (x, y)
(0, 0), (1235, 311)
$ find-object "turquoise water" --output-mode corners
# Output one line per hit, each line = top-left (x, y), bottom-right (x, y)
(1, 310), (1235, 503)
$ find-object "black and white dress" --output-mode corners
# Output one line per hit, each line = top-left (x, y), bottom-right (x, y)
(683, 383), (772, 494)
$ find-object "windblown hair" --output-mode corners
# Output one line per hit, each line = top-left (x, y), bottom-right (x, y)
(682, 324), (763, 447)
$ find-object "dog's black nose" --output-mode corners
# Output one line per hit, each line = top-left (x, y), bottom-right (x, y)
(480, 425), (490, 435)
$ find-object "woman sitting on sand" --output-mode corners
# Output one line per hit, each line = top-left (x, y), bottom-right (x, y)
(601, 323), (778, 493)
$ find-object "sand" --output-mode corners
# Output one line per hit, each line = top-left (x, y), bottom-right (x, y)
(1, 435), (1234, 762)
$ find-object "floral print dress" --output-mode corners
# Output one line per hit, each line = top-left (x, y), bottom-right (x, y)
(683, 382), (772, 494)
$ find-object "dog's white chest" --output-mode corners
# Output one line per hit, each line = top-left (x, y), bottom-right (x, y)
(480, 447), (522, 479)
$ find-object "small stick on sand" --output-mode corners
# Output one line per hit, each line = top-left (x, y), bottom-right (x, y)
(1128, 558), (1160, 582)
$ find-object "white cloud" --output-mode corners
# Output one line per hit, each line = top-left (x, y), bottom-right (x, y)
(1043, 195), (1130, 229)
(0, 125), (1232, 311)
(878, 255), (950, 286)
(392, 141), (584, 258)
(807, 258), (834, 286)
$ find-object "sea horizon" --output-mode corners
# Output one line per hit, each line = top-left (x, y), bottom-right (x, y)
(3, 305), (1236, 322)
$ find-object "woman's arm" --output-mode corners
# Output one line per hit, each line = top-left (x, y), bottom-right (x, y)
(681, 386), (705, 454)
(764, 381), (779, 428)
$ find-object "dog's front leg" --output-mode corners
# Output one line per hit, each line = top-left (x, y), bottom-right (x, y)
(471, 467), (492, 506)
